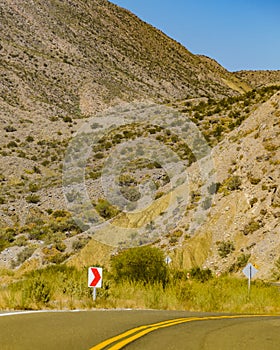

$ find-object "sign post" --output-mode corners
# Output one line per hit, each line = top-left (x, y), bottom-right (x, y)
(88, 267), (102, 301)
(165, 256), (172, 265)
(242, 263), (258, 297)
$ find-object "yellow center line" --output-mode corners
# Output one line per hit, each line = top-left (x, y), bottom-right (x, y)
(89, 317), (188, 350)
(90, 314), (273, 350)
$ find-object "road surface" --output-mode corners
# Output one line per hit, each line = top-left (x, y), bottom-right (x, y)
(0, 310), (279, 349)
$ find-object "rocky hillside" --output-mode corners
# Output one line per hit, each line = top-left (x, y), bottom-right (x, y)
(171, 90), (280, 279)
(0, 0), (248, 120)
(234, 70), (280, 88)
(0, 0), (279, 279)
(0, 0), (251, 228)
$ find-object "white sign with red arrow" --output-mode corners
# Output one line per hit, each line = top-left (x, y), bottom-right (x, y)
(88, 267), (102, 288)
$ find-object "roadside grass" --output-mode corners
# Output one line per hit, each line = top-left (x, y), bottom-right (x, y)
(99, 277), (280, 314)
(0, 265), (94, 310)
(1, 266), (279, 314)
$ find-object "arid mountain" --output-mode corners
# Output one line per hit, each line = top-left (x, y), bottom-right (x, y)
(0, 0), (249, 120)
(234, 70), (280, 89)
(171, 90), (280, 279)
(0, 0), (279, 280)
(0, 0), (251, 224)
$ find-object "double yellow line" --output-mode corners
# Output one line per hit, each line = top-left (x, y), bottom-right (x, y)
(90, 314), (272, 350)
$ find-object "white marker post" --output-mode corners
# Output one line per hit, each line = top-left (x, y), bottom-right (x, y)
(165, 256), (172, 265)
(93, 287), (97, 301)
(242, 263), (258, 297)
(88, 267), (102, 301)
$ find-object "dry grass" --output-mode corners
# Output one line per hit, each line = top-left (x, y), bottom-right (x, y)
(1, 265), (280, 314)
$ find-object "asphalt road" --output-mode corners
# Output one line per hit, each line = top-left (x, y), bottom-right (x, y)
(0, 310), (279, 350)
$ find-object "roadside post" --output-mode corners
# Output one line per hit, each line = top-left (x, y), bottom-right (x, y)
(165, 256), (172, 265)
(88, 267), (102, 301)
(242, 263), (258, 298)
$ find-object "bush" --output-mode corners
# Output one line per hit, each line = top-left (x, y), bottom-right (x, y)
(95, 199), (119, 219)
(11, 246), (35, 268)
(249, 177), (261, 185)
(29, 183), (40, 192)
(63, 116), (72, 123)
(54, 242), (66, 252)
(88, 171), (101, 180)
(226, 176), (241, 191)
(23, 276), (52, 304)
(26, 194), (40, 203)
(0, 228), (16, 251)
(120, 187), (141, 202)
(7, 141), (18, 148)
(26, 135), (34, 142)
(111, 246), (168, 286)
(51, 210), (69, 218)
(189, 267), (212, 283)
(4, 125), (17, 132)
(229, 254), (251, 272)
(72, 237), (90, 251)
(243, 220), (260, 235)
(216, 240), (235, 258)
(249, 198), (258, 207)
(118, 174), (137, 186)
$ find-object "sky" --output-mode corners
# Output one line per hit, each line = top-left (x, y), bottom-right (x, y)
(110, 0), (280, 72)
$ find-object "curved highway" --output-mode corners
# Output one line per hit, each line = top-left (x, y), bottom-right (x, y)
(0, 310), (279, 349)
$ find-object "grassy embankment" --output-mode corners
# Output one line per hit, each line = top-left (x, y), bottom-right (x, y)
(0, 264), (279, 314)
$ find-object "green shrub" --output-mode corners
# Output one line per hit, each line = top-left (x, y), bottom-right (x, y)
(33, 166), (41, 174)
(7, 141), (18, 148)
(54, 242), (66, 252)
(26, 194), (40, 203)
(118, 174), (137, 186)
(72, 237), (90, 251)
(4, 125), (17, 132)
(63, 116), (72, 123)
(94, 152), (104, 159)
(88, 171), (101, 180)
(229, 254), (251, 272)
(29, 183), (40, 192)
(226, 176), (242, 191)
(14, 236), (28, 247)
(243, 220), (260, 235)
(111, 246), (168, 286)
(120, 187), (141, 202)
(249, 177), (261, 185)
(26, 135), (34, 142)
(0, 228), (16, 252)
(16, 276), (52, 305)
(249, 198), (258, 207)
(42, 246), (69, 264)
(9, 265), (90, 308)
(51, 210), (69, 218)
(216, 240), (235, 258)
(189, 267), (212, 283)
(155, 191), (165, 200)
(11, 246), (35, 268)
(95, 199), (119, 219)
(169, 237), (178, 245)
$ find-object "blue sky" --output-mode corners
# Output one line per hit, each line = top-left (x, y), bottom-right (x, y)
(110, 0), (280, 72)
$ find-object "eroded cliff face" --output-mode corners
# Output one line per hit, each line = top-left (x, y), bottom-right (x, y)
(173, 91), (280, 278)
